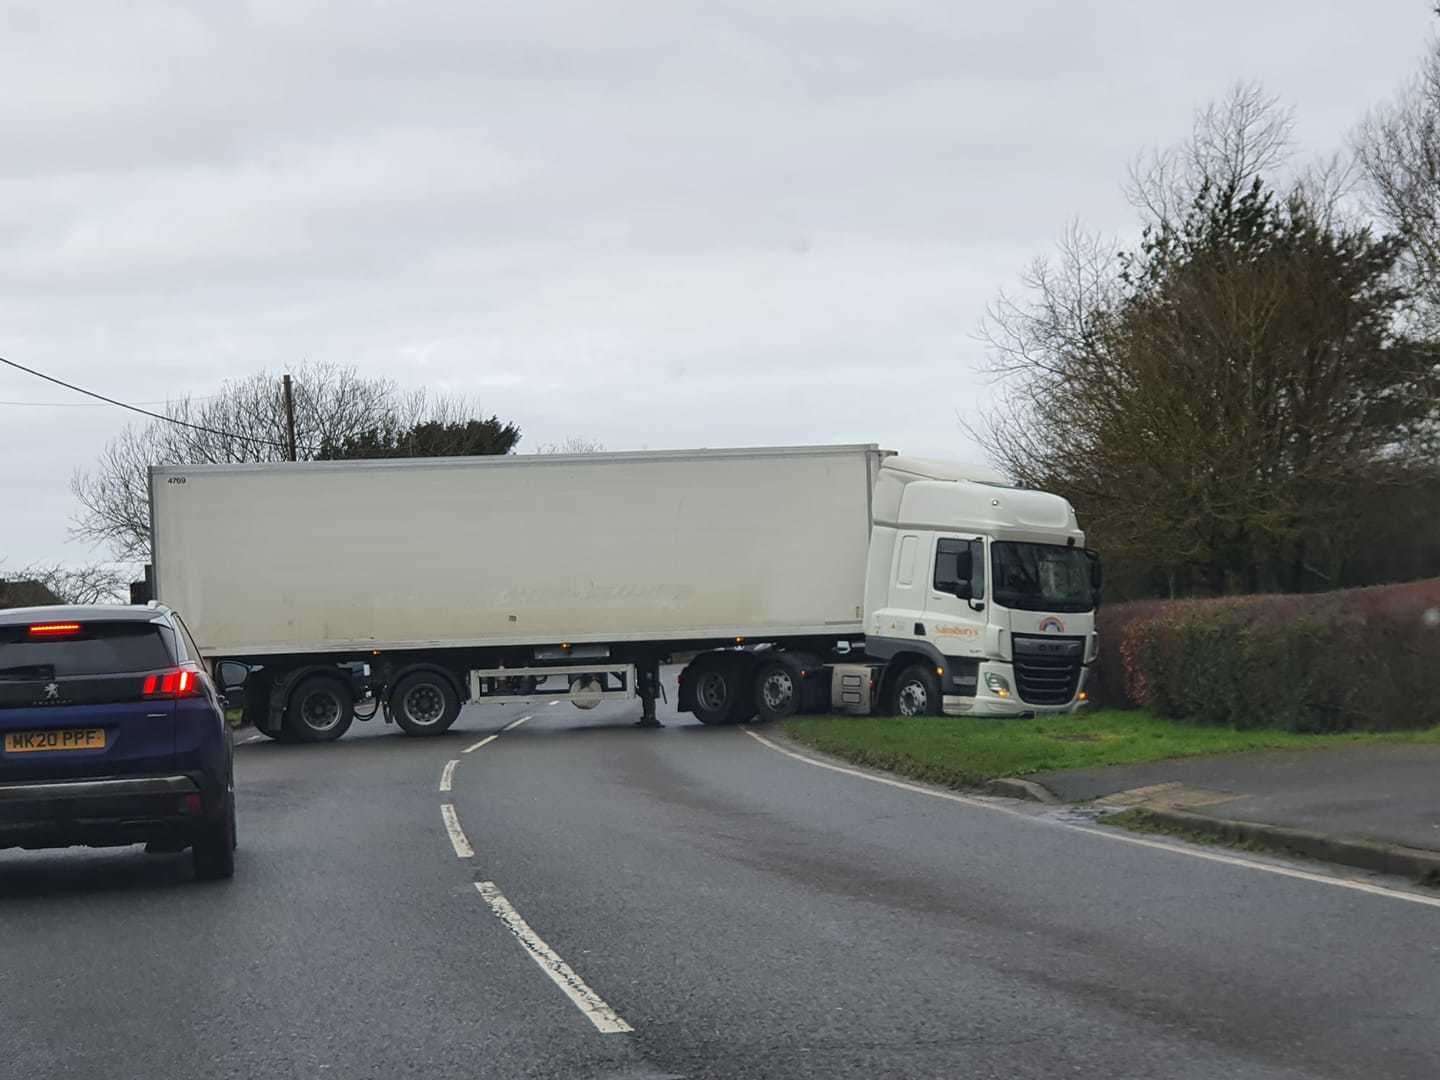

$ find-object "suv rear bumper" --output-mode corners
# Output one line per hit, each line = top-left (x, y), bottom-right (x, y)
(0, 773), (217, 851)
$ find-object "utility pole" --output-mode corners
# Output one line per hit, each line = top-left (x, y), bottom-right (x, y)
(282, 373), (298, 462)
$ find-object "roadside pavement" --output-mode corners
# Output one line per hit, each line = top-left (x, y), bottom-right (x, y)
(1031, 742), (1440, 878)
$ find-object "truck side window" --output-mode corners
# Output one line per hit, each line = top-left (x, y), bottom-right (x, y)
(896, 535), (918, 587)
(934, 539), (985, 599)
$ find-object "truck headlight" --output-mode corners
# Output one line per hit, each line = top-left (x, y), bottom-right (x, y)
(985, 673), (1011, 698)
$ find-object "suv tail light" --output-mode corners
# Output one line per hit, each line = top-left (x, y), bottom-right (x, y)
(142, 664), (203, 699)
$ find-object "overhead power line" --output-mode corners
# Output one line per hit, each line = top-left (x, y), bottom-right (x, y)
(0, 395), (219, 408)
(0, 355), (311, 453)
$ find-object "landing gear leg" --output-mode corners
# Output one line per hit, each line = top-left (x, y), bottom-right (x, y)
(635, 658), (662, 728)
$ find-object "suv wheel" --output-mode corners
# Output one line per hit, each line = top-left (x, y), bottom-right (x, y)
(193, 791), (236, 881)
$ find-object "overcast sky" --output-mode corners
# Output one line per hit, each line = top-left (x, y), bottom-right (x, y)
(2, 1), (1434, 570)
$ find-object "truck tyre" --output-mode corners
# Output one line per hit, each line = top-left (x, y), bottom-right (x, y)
(391, 671), (461, 736)
(192, 790), (237, 881)
(688, 657), (752, 725)
(285, 675), (355, 743)
(753, 655), (803, 723)
(884, 663), (940, 717)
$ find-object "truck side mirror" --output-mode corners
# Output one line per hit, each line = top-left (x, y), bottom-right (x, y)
(946, 580), (973, 600)
(1086, 549), (1103, 606)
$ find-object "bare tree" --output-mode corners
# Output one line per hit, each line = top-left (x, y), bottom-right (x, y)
(1357, 42), (1440, 330)
(1, 562), (128, 605)
(977, 87), (1438, 596)
(71, 362), (518, 562)
(532, 437), (607, 454)
(1127, 81), (1297, 227)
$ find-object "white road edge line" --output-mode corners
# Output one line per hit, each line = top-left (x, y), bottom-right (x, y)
(548, 700), (561, 707)
(475, 881), (633, 1035)
(503, 714), (533, 732)
(441, 803), (474, 858)
(463, 734), (500, 755)
(440, 759), (459, 793)
(743, 730), (1440, 911)
(238, 734), (265, 746)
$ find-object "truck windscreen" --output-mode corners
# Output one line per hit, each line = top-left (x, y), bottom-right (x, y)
(991, 542), (1095, 613)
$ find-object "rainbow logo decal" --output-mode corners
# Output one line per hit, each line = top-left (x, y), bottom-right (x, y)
(1038, 616), (1066, 634)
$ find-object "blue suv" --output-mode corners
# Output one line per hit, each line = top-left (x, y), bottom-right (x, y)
(0, 604), (235, 880)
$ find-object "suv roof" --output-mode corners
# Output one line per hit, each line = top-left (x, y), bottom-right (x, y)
(0, 604), (170, 627)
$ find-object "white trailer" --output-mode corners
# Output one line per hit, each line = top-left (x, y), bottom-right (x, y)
(148, 445), (1101, 741)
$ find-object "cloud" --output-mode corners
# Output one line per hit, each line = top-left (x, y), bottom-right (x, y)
(0, 0), (1432, 565)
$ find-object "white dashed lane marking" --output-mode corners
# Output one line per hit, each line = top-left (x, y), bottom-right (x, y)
(441, 803), (474, 858)
(475, 881), (633, 1034)
(463, 734), (500, 755)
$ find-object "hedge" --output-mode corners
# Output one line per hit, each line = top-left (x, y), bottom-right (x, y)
(1093, 579), (1440, 731)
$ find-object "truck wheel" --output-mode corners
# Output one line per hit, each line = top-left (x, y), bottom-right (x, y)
(285, 676), (355, 743)
(689, 655), (756, 725)
(192, 791), (236, 881)
(691, 665), (734, 724)
(885, 663), (940, 717)
(391, 671), (460, 736)
(753, 656), (802, 723)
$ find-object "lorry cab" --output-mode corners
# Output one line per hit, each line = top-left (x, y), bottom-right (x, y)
(864, 457), (1100, 717)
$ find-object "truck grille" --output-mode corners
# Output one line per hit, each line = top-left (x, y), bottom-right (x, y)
(1010, 634), (1084, 706)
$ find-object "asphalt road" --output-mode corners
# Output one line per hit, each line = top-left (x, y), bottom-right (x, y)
(3, 673), (1439, 1080)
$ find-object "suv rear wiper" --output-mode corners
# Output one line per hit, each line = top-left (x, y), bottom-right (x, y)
(0, 664), (56, 681)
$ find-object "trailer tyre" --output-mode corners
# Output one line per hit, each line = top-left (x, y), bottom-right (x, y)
(391, 671), (461, 736)
(752, 656), (803, 723)
(285, 676), (355, 743)
(885, 663), (939, 718)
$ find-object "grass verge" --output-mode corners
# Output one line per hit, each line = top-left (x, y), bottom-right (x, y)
(780, 710), (1440, 790)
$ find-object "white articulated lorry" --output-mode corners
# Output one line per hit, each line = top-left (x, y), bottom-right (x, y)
(147, 445), (1101, 742)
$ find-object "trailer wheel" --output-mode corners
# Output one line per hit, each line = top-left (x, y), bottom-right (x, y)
(884, 663), (939, 718)
(752, 656), (803, 723)
(285, 676), (355, 743)
(686, 655), (754, 725)
(391, 671), (461, 736)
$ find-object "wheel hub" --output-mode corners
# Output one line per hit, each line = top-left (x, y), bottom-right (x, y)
(302, 691), (341, 731)
(897, 682), (928, 716)
(696, 671), (728, 712)
(404, 684), (444, 725)
(761, 671), (794, 710)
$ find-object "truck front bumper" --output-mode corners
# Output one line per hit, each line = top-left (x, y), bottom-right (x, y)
(942, 661), (1091, 718)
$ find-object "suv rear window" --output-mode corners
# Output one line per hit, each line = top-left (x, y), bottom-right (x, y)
(0, 622), (175, 678)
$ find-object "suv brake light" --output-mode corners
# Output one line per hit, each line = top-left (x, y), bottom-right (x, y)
(142, 664), (203, 699)
(28, 623), (82, 637)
